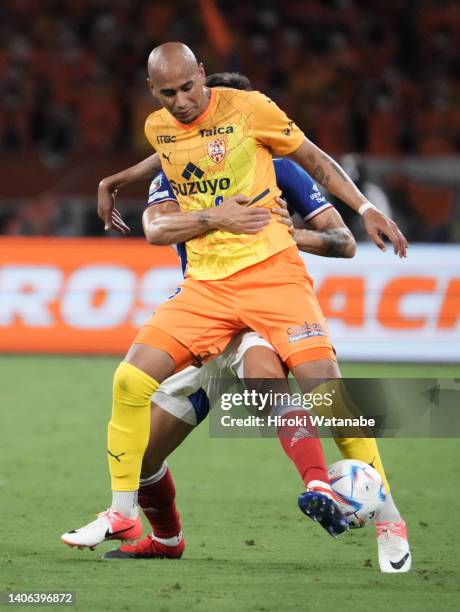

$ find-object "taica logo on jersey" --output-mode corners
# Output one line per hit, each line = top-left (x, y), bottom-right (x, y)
(199, 125), (234, 137)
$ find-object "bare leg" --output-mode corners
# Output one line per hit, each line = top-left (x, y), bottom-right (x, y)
(141, 402), (194, 476)
(124, 343), (177, 381)
(291, 358), (341, 386)
(243, 346), (288, 379)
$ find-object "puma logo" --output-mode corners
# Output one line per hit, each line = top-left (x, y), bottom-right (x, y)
(108, 450), (126, 462)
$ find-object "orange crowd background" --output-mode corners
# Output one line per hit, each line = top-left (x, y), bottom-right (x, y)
(0, 0), (459, 242)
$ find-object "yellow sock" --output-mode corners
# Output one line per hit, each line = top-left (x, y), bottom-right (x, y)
(108, 362), (160, 491)
(334, 437), (390, 494)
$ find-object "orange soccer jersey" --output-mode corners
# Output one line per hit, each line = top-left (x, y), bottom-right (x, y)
(144, 88), (305, 280)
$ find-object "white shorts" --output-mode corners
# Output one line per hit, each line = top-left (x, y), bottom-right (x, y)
(152, 331), (273, 425)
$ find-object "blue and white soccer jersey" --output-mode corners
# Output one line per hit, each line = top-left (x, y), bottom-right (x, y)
(147, 173), (175, 206)
(152, 332), (272, 425)
(147, 159), (333, 424)
(272, 158), (332, 221)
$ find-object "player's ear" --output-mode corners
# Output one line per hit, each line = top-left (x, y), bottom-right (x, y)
(197, 63), (206, 85)
(146, 77), (157, 99)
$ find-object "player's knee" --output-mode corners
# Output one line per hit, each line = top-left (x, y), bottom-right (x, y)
(112, 361), (153, 402)
(291, 357), (340, 380)
(113, 362), (134, 395)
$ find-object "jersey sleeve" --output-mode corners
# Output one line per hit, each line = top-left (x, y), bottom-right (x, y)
(274, 158), (332, 220)
(144, 113), (158, 150)
(146, 171), (178, 207)
(251, 91), (305, 156)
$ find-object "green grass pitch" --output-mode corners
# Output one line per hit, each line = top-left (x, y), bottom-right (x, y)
(1, 356), (459, 611)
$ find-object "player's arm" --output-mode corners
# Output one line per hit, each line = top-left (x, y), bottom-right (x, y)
(288, 138), (407, 257)
(143, 199), (226, 245)
(142, 195), (272, 245)
(293, 208), (356, 258)
(97, 153), (162, 233)
(271, 158), (355, 257)
(251, 92), (407, 257)
(272, 198), (355, 258)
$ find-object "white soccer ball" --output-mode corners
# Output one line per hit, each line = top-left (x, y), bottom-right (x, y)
(328, 459), (386, 529)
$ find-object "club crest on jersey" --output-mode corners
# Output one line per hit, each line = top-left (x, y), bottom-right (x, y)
(208, 139), (226, 164)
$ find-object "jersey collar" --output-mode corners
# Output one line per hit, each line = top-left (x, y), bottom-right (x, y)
(172, 88), (217, 130)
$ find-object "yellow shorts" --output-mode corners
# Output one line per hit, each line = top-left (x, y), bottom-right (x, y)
(135, 246), (335, 370)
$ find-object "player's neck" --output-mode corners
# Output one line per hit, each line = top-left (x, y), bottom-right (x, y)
(176, 87), (213, 126)
(197, 86), (211, 115)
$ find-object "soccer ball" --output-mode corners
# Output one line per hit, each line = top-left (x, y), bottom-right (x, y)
(328, 459), (386, 529)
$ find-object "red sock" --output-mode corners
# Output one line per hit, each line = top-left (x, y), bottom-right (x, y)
(277, 410), (329, 486)
(139, 465), (182, 539)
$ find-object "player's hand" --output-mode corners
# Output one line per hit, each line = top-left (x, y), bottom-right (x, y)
(211, 194), (271, 234)
(362, 207), (408, 258)
(271, 197), (293, 234)
(97, 180), (131, 235)
(110, 205), (131, 235)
